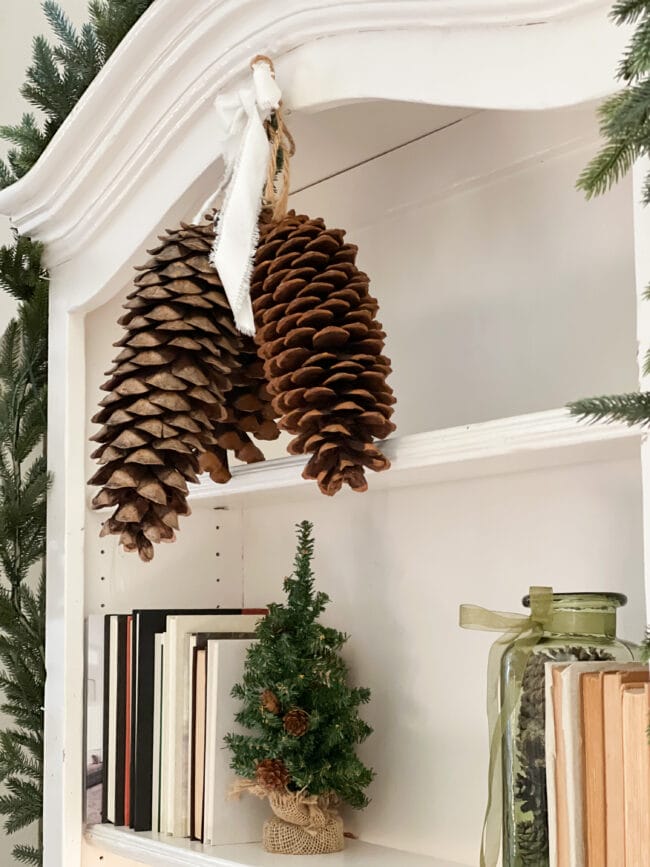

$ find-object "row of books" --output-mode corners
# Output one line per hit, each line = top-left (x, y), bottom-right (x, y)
(92, 608), (268, 843)
(546, 660), (649, 866)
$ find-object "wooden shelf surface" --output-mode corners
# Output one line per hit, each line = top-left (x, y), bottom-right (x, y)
(187, 409), (640, 506)
(86, 825), (467, 867)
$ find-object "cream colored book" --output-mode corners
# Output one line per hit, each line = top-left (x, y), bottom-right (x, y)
(163, 614), (262, 837)
(203, 639), (266, 845)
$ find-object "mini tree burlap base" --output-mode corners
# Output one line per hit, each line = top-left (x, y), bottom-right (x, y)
(263, 816), (344, 855)
(232, 784), (344, 855)
(265, 791), (344, 855)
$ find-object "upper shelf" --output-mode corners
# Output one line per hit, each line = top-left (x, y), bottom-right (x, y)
(86, 825), (469, 867)
(188, 409), (640, 506)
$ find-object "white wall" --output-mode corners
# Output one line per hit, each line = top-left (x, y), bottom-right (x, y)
(0, 2), (91, 862)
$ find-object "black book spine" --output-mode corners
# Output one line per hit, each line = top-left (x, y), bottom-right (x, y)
(100, 615), (111, 824)
(131, 614), (163, 832)
(129, 615), (138, 828)
(114, 615), (127, 827)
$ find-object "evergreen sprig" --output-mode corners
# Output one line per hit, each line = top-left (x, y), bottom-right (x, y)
(569, 392), (650, 426)
(576, 1), (650, 198)
(0, 0), (156, 188)
(0, 237), (48, 864)
(0, 2), (157, 862)
(226, 521), (374, 810)
(569, 4), (650, 429)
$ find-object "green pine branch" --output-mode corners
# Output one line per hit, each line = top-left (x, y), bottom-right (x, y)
(571, 0), (650, 508)
(568, 392), (650, 425)
(11, 845), (41, 866)
(578, 1), (650, 199)
(611, 0), (650, 26)
(0, 2), (156, 863)
(0, 0), (157, 188)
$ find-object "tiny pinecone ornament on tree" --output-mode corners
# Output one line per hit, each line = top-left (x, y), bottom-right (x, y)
(88, 216), (278, 560)
(226, 521), (374, 855)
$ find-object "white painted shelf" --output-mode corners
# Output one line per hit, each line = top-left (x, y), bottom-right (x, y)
(86, 826), (467, 867)
(188, 409), (641, 505)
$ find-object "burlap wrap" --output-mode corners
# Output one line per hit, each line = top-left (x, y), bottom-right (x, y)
(231, 782), (345, 855)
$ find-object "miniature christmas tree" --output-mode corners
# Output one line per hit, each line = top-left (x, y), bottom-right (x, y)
(226, 520), (373, 854)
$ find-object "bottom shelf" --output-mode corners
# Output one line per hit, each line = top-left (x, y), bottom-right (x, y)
(86, 825), (468, 867)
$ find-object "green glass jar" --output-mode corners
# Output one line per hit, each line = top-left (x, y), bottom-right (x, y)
(501, 592), (637, 867)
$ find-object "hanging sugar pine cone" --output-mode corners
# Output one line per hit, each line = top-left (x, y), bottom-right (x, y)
(283, 707), (310, 737)
(261, 689), (281, 715)
(251, 211), (396, 495)
(89, 215), (277, 560)
(256, 758), (291, 791)
(191, 214), (280, 483)
(203, 340), (280, 482)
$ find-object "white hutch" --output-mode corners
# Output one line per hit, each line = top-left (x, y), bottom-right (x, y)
(0, 1), (647, 865)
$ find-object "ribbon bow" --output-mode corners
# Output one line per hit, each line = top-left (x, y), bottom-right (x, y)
(207, 56), (282, 335)
(459, 586), (554, 867)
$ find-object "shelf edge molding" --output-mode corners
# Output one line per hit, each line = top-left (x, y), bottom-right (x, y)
(189, 409), (642, 503)
(86, 824), (469, 867)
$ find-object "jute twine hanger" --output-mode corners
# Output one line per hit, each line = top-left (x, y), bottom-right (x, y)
(252, 55), (296, 223)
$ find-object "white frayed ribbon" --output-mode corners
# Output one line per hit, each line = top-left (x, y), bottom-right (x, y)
(205, 58), (281, 336)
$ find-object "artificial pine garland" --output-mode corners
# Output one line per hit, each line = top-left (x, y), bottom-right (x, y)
(569, 1), (650, 427)
(0, 0), (156, 188)
(0, 241), (48, 866)
(0, 2), (156, 862)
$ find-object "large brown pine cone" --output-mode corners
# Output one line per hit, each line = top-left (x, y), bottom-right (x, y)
(89, 215), (278, 560)
(256, 758), (291, 791)
(251, 212), (396, 495)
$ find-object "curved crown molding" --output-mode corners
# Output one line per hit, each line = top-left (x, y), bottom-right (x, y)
(0, 0), (626, 275)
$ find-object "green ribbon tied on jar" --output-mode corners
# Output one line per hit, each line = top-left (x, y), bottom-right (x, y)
(459, 586), (554, 867)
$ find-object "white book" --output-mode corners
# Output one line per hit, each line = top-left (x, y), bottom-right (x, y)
(186, 634), (199, 833)
(163, 614), (262, 837)
(106, 616), (119, 825)
(151, 633), (164, 834)
(203, 639), (266, 845)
